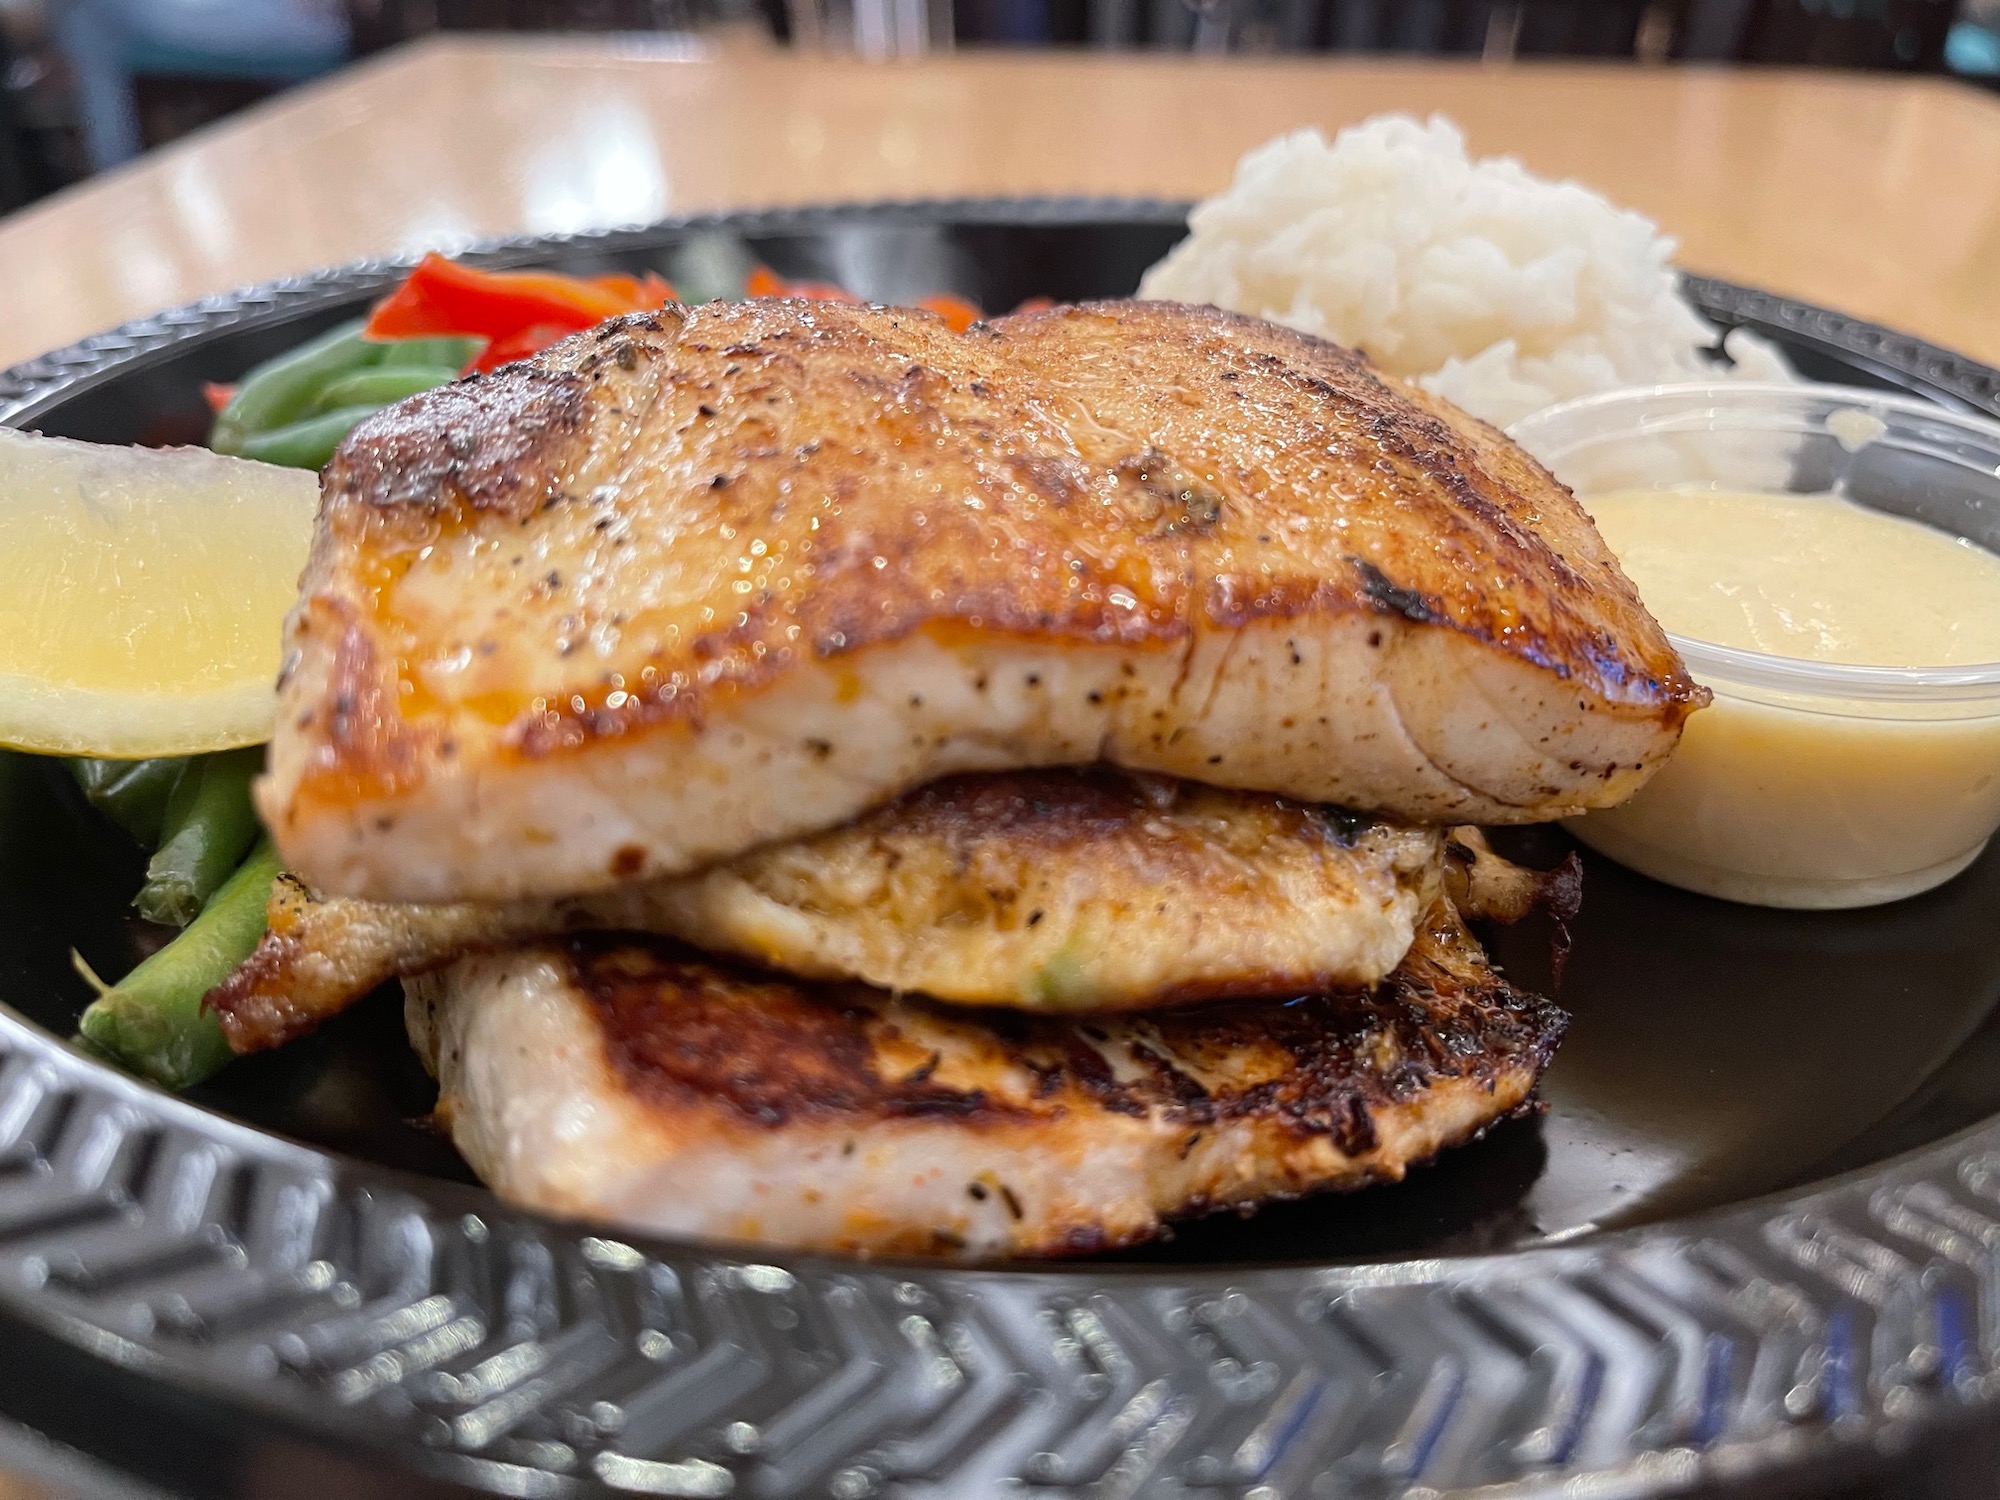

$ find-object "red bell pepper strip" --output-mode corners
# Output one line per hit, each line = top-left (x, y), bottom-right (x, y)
(745, 266), (983, 330)
(364, 253), (679, 375)
(365, 253), (675, 343)
(591, 270), (677, 306)
(916, 293), (983, 332)
(465, 322), (586, 375)
(745, 265), (863, 303)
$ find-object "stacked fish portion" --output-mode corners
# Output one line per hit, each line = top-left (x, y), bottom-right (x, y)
(235, 297), (1704, 1257)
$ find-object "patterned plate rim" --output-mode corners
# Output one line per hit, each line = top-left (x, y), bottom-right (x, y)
(4, 197), (1999, 1500)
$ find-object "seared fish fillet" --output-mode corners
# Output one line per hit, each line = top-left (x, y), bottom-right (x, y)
(406, 900), (1564, 1257)
(212, 769), (1442, 1051)
(262, 298), (1703, 903)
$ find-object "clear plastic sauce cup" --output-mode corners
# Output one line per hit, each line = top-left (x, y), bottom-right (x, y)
(1509, 382), (2000, 909)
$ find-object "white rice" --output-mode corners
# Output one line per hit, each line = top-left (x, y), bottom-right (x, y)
(1138, 114), (1790, 431)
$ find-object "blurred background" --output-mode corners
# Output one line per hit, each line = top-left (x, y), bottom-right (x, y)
(1, 0), (1997, 216)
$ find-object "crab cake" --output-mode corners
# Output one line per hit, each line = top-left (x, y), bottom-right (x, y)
(214, 771), (1443, 1051)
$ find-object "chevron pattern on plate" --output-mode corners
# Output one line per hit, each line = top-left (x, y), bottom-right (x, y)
(6, 202), (2000, 1499)
(5, 1009), (2000, 1499)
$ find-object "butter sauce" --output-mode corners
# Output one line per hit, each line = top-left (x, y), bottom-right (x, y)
(1584, 488), (2000, 668)
(1566, 487), (2000, 909)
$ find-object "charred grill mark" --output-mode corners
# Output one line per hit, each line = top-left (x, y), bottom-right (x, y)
(1350, 558), (1442, 626)
(206, 926), (306, 1051)
(1059, 1031), (1122, 1089)
(564, 902), (1565, 1145)
(569, 936), (1032, 1127)
(1128, 1042), (1211, 1106)
(1332, 1096), (1379, 1156)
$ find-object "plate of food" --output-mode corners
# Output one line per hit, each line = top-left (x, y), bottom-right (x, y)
(3, 115), (2000, 1499)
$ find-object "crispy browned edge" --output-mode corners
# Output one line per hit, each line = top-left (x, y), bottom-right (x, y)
(557, 903), (1568, 1255)
(286, 298), (1704, 806)
(210, 768), (1437, 1053)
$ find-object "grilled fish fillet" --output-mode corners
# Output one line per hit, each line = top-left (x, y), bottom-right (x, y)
(261, 298), (1703, 904)
(406, 900), (1564, 1257)
(213, 769), (1443, 1052)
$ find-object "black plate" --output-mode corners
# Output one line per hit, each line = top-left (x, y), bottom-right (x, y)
(5, 200), (2000, 1500)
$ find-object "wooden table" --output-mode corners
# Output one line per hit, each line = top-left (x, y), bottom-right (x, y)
(2, 36), (1999, 372)
(2, 37), (1999, 1500)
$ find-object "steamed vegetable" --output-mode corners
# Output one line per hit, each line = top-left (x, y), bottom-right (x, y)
(134, 746), (262, 926)
(306, 365), (464, 413)
(207, 319), (375, 455)
(363, 253), (677, 373)
(77, 840), (281, 1090)
(207, 320), (480, 468)
(66, 756), (187, 846)
(205, 258), (681, 466)
(234, 405), (389, 470)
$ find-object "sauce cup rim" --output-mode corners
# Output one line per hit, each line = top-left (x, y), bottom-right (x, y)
(1509, 381), (2000, 706)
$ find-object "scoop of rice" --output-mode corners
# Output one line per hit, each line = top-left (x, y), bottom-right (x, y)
(1139, 114), (1789, 430)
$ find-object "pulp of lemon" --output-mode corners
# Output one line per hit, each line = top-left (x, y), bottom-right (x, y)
(0, 427), (319, 756)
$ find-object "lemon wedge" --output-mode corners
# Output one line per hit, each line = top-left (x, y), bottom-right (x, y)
(0, 426), (319, 757)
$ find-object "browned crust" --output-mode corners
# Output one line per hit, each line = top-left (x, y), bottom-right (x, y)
(825, 765), (1385, 858)
(209, 768), (1436, 1051)
(206, 874), (318, 1052)
(1444, 826), (1584, 927)
(322, 342), (603, 529)
(214, 776), (1595, 1057)
(568, 900), (1566, 1149)
(286, 297), (1703, 807)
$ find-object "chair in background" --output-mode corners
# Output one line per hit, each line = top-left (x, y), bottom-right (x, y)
(350, 0), (1976, 69)
(1949, 0), (2000, 76)
(349, 0), (769, 50)
(1735, 0), (1955, 67)
(48, 0), (350, 169)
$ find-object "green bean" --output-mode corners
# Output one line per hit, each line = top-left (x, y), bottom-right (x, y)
(210, 318), (376, 454)
(65, 757), (187, 846)
(304, 365), (461, 416)
(77, 840), (281, 1090)
(233, 405), (385, 470)
(373, 334), (481, 369)
(134, 747), (262, 926)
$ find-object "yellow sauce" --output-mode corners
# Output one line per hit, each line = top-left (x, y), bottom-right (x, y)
(1587, 490), (2000, 667)
(1568, 488), (2000, 908)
